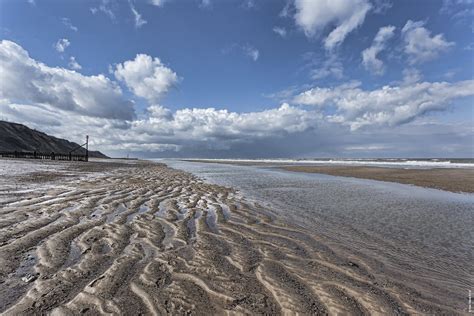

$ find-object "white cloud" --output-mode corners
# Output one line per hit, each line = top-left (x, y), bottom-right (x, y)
(5, 97), (472, 157)
(68, 56), (82, 70)
(273, 26), (287, 37)
(61, 18), (78, 32)
(242, 44), (259, 61)
(114, 54), (179, 102)
(0, 40), (134, 120)
(241, 0), (256, 9)
(54, 38), (70, 53)
(0, 41), (323, 154)
(372, 0), (392, 14)
(1, 100), (321, 155)
(361, 25), (395, 75)
(401, 20), (454, 64)
(149, 0), (168, 6)
(90, 0), (116, 20)
(279, 1), (293, 17)
(443, 69), (458, 79)
(293, 0), (372, 50)
(402, 68), (422, 85)
(294, 79), (474, 130)
(306, 54), (344, 80)
(2, 39), (471, 157)
(223, 43), (260, 61)
(137, 103), (317, 141)
(440, 0), (474, 22)
(130, 3), (147, 28)
(199, 0), (211, 8)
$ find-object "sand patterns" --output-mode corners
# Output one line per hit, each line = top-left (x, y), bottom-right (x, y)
(0, 162), (460, 314)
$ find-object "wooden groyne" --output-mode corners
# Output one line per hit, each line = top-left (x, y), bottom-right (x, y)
(0, 151), (88, 161)
(0, 135), (90, 162)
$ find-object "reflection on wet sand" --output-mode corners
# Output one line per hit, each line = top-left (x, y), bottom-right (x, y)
(0, 159), (469, 314)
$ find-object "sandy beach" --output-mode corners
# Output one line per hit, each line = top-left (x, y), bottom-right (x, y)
(282, 165), (474, 193)
(0, 158), (468, 314)
(187, 159), (474, 193)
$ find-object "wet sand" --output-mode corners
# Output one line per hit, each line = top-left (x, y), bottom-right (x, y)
(282, 166), (474, 193)
(186, 159), (474, 193)
(0, 158), (467, 314)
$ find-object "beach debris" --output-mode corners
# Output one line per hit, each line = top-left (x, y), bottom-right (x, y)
(348, 261), (359, 268)
(21, 273), (38, 283)
(81, 307), (90, 314)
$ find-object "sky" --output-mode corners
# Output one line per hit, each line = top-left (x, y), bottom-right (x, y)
(0, 0), (473, 158)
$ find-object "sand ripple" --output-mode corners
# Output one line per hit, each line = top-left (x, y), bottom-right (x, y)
(0, 161), (461, 314)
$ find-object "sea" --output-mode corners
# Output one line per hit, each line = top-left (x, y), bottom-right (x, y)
(159, 158), (473, 310)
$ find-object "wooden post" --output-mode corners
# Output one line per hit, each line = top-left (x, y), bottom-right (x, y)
(85, 135), (89, 162)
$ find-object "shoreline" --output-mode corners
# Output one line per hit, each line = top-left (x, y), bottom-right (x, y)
(185, 159), (474, 193)
(0, 158), (467, 314)
(281, 165), (474, 194)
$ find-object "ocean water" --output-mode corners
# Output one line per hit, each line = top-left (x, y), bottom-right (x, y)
(185, 158), (474, 168)
(162, 159), (473, 309)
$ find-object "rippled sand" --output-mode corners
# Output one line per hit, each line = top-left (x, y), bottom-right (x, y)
(0, 159), (464, 314)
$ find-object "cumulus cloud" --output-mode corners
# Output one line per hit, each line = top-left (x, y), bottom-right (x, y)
(130, 3), (147, 28)
(402, 20), (454, 64)
(133, 103), (319, 152)
(1, 98), (320, 155)
(0, 40), (134, 120)
(361, 25), (395, 75)
(54, 38), (70, 53)
(68, 56), (82, 70)
(151, 103), (314, 148)
(293, 0), (372, 50)
(0, 41), (323, 155)
(273, 26), (287, 38)
(114, 54), (179, 102)
(294, 79), (474, 130)
(2, 39), (472, 158)
(61, 18), (78, 32)
(4, 97), (473, 158)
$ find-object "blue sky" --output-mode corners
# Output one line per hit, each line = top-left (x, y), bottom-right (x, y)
(0, 0), (473, 158)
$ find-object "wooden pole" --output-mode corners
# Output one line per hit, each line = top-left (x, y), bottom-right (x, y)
(86, 135), (89, 162)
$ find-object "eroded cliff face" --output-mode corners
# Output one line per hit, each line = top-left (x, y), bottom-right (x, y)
(0, 120), (107, 158)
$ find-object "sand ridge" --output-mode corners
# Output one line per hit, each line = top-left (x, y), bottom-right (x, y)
(0, 160), (462, 314)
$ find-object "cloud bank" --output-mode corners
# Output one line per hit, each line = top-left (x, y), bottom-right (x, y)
(1, 40), (473, 158)
(0, 40), (134, 120)
(294, 80), (474, 130)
